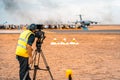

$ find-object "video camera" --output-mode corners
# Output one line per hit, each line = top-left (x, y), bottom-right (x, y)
(36, 24), (44, 30)
(35, 24), (44, 38)
(35, 24), (45, 52)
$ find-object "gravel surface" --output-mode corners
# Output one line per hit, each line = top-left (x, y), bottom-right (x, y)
(0, 30), (120, 80)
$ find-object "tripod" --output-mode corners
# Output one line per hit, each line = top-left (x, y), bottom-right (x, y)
(23, 30), (54, 80)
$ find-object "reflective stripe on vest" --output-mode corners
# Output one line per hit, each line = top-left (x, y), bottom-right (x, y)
(17, 31), (32, 49)
(18, 38), (27, 43)
(16, 30), (34, 57)
(17, 44), (26, 49)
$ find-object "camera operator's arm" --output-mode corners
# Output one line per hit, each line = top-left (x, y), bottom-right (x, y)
(27, 34), (35, 64)
(26, 44), (33, 64)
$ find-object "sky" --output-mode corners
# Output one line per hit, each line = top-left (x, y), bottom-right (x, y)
(0, 0), (120, 24)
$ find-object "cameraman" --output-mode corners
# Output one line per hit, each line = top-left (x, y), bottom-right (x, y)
(16, 24), (37, 80)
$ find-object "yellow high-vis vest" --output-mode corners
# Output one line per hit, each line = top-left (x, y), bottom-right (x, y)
(16, 30), (34, 57)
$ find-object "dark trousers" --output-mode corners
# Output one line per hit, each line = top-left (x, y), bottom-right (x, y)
(16, 55), (31, 80)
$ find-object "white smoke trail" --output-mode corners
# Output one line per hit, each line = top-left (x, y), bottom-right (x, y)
(0, 0), (120, 24)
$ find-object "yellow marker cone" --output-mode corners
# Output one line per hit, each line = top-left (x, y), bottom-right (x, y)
(70, 38), (79, 45)
(50, 38), (57, 45)
(66, 69), (72, 80)
(61, 38), (69, 45)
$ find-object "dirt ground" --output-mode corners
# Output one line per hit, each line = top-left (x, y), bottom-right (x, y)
(0, 26), (120, 80)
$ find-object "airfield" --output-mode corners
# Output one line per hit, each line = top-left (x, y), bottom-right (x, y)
(0, 25), (120, 80)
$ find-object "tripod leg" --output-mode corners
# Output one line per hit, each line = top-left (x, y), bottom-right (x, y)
(33, 68), (37, 80)
(33, 51), (41, 80)
(23, 71), (29, 80)
(40, 51), (54, 80)
(23, 50), (37, 80)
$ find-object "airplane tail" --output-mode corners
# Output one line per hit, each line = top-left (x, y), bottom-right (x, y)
(79, 14), (82, 21)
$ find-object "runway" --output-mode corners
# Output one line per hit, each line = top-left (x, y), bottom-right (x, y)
(46, 29), (120, 34)
(0, 30), (23, 34)
(0, 29), (120, 34)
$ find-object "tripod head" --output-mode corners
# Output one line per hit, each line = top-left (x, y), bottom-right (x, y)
(35, 24), (46, 53)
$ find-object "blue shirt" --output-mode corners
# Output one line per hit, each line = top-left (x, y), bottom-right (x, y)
(27, 34), (35, 46)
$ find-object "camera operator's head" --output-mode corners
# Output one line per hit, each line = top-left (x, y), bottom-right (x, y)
(28, 24), (37, 33)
